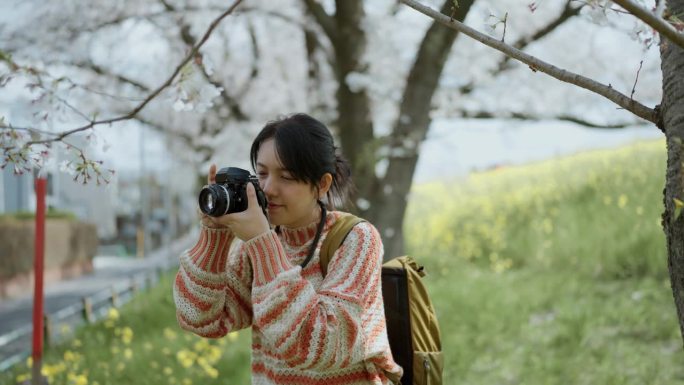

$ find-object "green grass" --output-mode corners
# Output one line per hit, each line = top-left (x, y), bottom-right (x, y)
(405, 139), (684, 384)
(2, 139), (683, 384)
(1, 274), (252, 385)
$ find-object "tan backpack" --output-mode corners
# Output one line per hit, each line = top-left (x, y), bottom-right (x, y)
(319, 214), (443, 385)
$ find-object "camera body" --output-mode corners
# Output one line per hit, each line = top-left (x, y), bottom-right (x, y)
(198, 167), (268, 217)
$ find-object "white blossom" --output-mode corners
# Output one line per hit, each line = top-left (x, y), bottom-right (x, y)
(356, 198), (371, 211)
(170, 64), (223, 113)
(345, 71), (371, 93)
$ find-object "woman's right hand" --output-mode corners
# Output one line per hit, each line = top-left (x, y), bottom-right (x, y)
(199, 164), (229, 229)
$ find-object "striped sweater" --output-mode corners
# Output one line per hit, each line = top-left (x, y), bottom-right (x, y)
(173, 210), (403, 385)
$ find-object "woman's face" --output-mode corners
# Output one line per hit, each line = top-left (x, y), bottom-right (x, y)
(255, 139), (320, 228)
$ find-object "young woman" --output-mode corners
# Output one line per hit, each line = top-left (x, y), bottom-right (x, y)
(173, 113), (402, 384)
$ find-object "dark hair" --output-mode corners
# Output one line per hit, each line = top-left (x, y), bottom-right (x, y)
(250, 113), (353, 209)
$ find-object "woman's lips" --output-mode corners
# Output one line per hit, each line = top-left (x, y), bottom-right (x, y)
(268, 204), (283, 210)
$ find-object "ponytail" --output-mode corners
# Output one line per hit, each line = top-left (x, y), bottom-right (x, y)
(326, 152), (355, 210)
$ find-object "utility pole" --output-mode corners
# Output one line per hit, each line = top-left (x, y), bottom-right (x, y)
(31, 176), (46, 385)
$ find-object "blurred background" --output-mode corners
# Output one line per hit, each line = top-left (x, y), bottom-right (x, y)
(0, 0), (680, 384)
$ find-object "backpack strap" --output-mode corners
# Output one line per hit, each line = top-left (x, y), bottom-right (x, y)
(319, 214), (365, 277)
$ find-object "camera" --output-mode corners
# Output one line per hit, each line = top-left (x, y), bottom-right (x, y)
(198, 167), (268, 217)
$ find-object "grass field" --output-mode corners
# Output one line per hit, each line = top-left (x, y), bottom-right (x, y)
(2, 139), (682, 384)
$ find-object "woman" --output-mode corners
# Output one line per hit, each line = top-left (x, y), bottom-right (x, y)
(173, 113), (402, 384)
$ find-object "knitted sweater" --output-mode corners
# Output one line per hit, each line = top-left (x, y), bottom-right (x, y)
(174, 211), (403, 385)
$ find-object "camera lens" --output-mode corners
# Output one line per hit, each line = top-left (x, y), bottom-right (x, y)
(198, 184), (231, 217)
(204, 194), (215, 211)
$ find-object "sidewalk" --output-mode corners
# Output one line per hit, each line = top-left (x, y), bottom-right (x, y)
(0, 229), (197, 368)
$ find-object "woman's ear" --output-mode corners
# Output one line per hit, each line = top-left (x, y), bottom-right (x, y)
(318, 173), (333, 198)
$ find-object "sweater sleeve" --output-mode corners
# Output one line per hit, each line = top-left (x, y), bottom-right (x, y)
(246, 222), (384, 371)
(173, 224), (253, 338)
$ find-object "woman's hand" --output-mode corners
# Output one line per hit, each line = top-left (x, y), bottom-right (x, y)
(215, 182), (271, 241)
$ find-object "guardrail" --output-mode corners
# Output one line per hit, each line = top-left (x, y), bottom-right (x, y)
(0, 262), (174, 372)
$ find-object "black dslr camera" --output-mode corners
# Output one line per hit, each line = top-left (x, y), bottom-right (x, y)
(198, 167), (268, 217)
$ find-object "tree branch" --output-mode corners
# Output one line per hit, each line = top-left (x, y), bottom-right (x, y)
(612, 0), (684, 49)
(12, 0), (244, 146)
(456, 1), (583, 95)
(302, 0), (338, 44)
(458, 109), (649, 129)
(399, 0), (658, 124)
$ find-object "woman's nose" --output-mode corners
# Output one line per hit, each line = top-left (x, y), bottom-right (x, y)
(261, 177), (275, 197)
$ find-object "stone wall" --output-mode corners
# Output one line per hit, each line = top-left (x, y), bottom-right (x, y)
(0, 219), (98, 299)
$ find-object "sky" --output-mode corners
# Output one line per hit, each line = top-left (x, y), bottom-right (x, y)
(0, 0), (665, 189)
(95, 117), (664, 186)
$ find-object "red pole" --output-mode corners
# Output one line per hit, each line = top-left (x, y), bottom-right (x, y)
(31, 177), (46, 384)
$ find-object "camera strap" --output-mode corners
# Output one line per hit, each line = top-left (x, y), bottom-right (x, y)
(299, 200), (327, 270)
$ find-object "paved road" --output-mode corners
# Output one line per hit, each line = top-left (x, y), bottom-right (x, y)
(0, 230), (196, 368)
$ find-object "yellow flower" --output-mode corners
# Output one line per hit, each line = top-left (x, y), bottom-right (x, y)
(124, 348), (133, 360)
(26, 357), (33, 368)
(163, 367), (174, 376)
(163, 328), (177, 340)
(116, 362), (126, 372)
(617, 194), (628, 208)
(182, 379), (193, 385)
(41, 363), (66, 378)
(206, 346), (222, 364)
(193, 339), (209, 352)
(121, 327), (134, 345)
(67, 373), (88, 385)
(162, 347), (172, 356)
(72, 339), (82, 348)
(16, 373), (30, 383)
(204, 366), (219, 379)
(63, 350), (82, 363)
(177, 350), (197, 368)
(60, 323), (72, 335)
(107, 308), (120, 321)
(144, 342), (154, 351)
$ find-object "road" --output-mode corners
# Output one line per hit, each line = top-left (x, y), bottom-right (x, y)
(0, 231), (196, 370)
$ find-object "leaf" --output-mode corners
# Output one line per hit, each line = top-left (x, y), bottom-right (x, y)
(452, 0), (459, 8)
(674, 198), (684, 220)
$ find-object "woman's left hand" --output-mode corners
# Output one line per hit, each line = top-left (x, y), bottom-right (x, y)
(218, 182), (271, 241)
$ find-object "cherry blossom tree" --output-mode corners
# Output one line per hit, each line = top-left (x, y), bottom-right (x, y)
(397, 0), (684, 347)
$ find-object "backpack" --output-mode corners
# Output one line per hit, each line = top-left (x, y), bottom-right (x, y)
(319, 214), (443, 385)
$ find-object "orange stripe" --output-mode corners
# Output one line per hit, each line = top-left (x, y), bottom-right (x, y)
(301, 311), (328, 369)
(210, 232), (231, 273)
(273, 295), (318, 349)
(257, 280), (308, 329)
(189, 230), (208, 263)
(182, 267), (225, 290)
(198, 231), (217, 270)
(177, 310), (222, 330)
(339, 309), (359, 368)
(175, 274), (215, 312)
(253, 238), (271, 283)
(284, 308), (319, 366)
(225, 284), (252, 318)
(252, 362), (373, 385)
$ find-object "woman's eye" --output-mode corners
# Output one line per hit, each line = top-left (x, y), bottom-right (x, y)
(281, 175), (294, 181)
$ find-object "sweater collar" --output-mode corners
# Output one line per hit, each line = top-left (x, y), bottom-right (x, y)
(279, 211), (337, 247)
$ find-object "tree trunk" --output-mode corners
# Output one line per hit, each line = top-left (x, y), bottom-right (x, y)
(333, 0), (377, 203)
(660, 0), (684, 345)
(367, 0), (474, 259)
